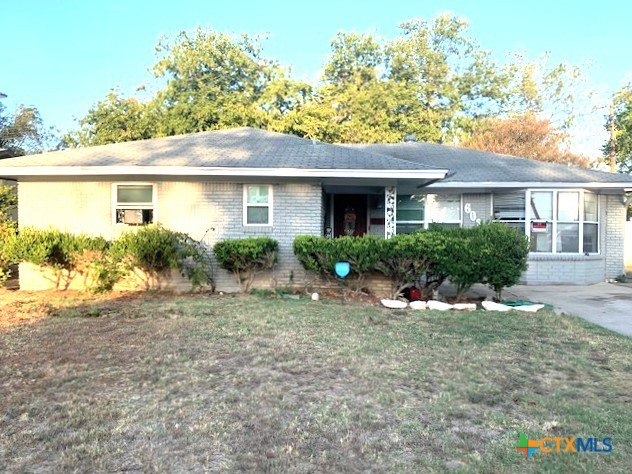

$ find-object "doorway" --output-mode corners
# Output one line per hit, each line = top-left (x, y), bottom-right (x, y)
(333, 194), (367, 237)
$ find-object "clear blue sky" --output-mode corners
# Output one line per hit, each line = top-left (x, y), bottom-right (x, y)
(2, 0), (631, 156)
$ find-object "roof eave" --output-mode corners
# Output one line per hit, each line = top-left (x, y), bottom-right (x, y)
(0, 166), (449, 180)
(427, 181), (632, 189)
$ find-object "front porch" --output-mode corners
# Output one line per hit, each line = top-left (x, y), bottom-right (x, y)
(322, 186), (397, 238)
(322, 185), (464, 238)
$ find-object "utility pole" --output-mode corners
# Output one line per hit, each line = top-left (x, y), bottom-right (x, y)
(610, 100), (617, 172)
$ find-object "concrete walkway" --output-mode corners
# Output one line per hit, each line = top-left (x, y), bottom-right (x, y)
(502, 282), (632, 337)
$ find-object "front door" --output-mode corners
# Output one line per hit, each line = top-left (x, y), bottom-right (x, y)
(333, 194), (367, 237)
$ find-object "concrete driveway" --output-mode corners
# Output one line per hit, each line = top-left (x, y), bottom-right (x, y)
(503, 282), (632, 337)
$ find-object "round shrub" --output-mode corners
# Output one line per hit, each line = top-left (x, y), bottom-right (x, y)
(214, 237), (279, 292)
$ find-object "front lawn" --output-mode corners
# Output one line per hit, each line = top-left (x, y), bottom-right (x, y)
(1, 291), (630, 472)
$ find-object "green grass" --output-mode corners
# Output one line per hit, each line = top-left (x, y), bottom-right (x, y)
(1, 292), (631, 472)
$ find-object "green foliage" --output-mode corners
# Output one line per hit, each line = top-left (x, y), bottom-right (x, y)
(16, 228), (108, 270)
(68, 17), (582, 150)
(292, 235), (334, 276)
(0, 103), (58, 156)
(475, 222), (530, 299)
(64, 91), (160, 147)
(294, 225), (529, 300)
(0, 218), (17, 282)
(0, 184), (17, 215)
(0, 184), (18, 282)
(214, 237), (279, 292)
(14, 228), (109, 290)
(605, 85), (632, 173)
(293, 235), (382, 291)
(111, 225), (213, 289)
(11, 226), (213, 292)
(374, 234), (431, 297)
(502, 53), (583, 130)
(422, 226), (484, 299)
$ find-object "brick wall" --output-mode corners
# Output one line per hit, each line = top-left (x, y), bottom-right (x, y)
(18, 179), (323, 292)
(16, 181), (629, 289)
(605, 194), (626, 278)
(521, 255), (606, 285)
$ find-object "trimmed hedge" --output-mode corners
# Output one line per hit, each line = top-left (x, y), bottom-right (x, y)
(294, 223), (529, 300)
(475, 222), (530, 298)
(214, 237), (279, 293)
(9, 225), (213, 292)
(293, 235), (381, 291)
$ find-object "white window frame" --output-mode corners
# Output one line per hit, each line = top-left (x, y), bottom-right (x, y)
(395, 193), (462, 233)
(427, 193), (463, 227)
(526, 189), (599, 255)
(243, 184), (273, 226)
(493, 189), (600, 255)
(112, 182), (157, 226)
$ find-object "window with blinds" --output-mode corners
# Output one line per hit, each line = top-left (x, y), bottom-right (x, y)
(493, 192), (526, 233)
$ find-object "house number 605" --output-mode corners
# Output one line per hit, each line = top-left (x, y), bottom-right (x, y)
(464, 203), (477, 222)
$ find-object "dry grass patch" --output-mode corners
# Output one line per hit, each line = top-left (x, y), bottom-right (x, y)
(0, 291), (631, 472)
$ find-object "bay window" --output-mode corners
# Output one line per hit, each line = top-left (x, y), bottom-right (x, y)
(494, 190), (599, 254)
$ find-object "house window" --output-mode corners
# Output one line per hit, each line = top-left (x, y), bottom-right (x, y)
(529, 191), (554, 252)
(583, 193), (599, 253)
(396, 194), (461, 234)
(493, 192), (526, 234)
(114, 184), (155, 225)
(494, 190), (599, 254)
(244, 185), (273, 225)
(427, 194), (461, 228)
(396, 194), (425, 234)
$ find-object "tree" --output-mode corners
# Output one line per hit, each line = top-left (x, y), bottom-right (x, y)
(65, 91), (160, 147)
(604, 85), (632, 173)
(462, 113), (589, 166)
(152, 29), (280, 135)
(285, 18), (510, 144)
(502, 53), (584, 130)
(68, 30), (310, 146)
(68, 19), (584, 149)
(302, 32), (401, 143)
(387, 15), (510, 143)
(0, 102), (55, 156)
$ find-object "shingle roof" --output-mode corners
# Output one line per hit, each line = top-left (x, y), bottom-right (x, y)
(2, 127), (630, 186)
(349, 142), (632, 184)
(0, 127), (438, 172)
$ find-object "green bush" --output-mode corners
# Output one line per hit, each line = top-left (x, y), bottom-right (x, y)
(292, 235), (330, 276)
(294, 224), (529, 300)
(10, 225), (213, 292)
(214, 237), (278, 292)
(16, 227), (108, 269)
(374, 233), (431, 298)
(14, 227), (109, 289)
(475, 222), (530, 299)
(425, 226), (486, 300)
(111, 225), (213, 290)
(293, 235), (382, 291)
(0, 218), (18, 282)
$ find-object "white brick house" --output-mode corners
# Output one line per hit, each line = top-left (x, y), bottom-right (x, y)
(1, 127), (631, 291)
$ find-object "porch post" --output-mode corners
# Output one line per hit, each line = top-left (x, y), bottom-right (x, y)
(385, 186), (396, 239)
